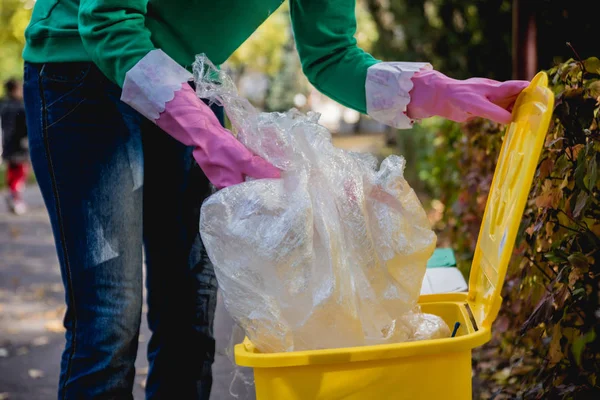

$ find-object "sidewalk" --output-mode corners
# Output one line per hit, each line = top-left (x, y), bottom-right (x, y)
(0, 187), (255, 400)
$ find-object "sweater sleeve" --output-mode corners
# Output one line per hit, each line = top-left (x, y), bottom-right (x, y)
(78, 1), (194, 122)
(289, 0), (380, 114)
(290, 0), (431, 129)
(78, 0), (156, 87)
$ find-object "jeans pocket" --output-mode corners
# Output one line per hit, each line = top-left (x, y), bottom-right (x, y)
(40, 63), (93, 129)
(40, 62), (92, 83)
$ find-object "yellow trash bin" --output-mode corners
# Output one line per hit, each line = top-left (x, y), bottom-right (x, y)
(234, 72), (554, 400)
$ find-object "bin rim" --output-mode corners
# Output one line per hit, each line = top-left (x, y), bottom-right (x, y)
(235, 293), (491, 368)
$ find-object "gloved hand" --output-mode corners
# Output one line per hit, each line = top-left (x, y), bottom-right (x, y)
(407, 69), (530, 125)
(121, 49), (280, 189)
(156, 83), (281, 188)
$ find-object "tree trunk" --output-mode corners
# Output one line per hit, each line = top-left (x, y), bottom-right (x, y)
(512, 0), (538, 80)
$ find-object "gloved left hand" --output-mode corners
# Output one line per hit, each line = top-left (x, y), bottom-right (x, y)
(365, 62), (529, 129)
(406, 69), (529, 125)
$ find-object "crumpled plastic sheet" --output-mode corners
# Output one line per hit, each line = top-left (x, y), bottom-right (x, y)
(195, 54), (450, 353)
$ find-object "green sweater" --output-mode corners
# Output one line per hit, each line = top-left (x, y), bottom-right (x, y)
(23, 0), (379, 113)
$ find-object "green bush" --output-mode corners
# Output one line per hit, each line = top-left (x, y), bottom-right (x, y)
(423, 58), (600, 398)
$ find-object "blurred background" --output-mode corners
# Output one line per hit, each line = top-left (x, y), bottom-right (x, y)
(1, 1), (599, 399)
(1, 0), (597, 193)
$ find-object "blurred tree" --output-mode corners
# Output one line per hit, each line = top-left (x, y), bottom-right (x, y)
(228, 0), (379, 112)
(355, 0), (380, 53)
(366, 0), (598, 80)
(0, 0), (32, 96)
(365, 0), (514, 80)
(226, 2), (291, 82)
(265, 0), (378, 112)
(264, 37), (308, 112)
(228, 0), (378, 74)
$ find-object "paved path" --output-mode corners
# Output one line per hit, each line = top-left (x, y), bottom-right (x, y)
(0, 187), (255, 400)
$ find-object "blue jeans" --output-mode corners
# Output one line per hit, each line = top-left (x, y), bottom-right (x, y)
(23, 62), (219, 400)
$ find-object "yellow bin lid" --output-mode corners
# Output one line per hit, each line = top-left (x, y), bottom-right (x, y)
(467, 72), (554, 329)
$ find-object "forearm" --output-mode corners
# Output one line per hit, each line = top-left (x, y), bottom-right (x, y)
(291, 0), (429, 129)
(79, 0), (157, 87)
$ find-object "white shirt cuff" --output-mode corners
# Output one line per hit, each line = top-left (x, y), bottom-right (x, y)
(121, 49), (193, 121)
(366, 62), (432, 129)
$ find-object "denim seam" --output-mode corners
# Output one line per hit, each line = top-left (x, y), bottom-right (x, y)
(41, 63), (91, 85)
(38, 65), (78, 399)
(46, 97), (86, 130)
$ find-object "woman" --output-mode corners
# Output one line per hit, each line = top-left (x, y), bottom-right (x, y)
(22, 0), (528, 398)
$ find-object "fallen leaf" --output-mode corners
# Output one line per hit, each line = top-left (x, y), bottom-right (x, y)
(138, 334), (146, 343)
(45, 320), (65, 333)
(50, 284), (63, 293)
(28, 369), (45, 379)
(33, 287), (47, 300)
(511, 364), (535, 376)
(44, 306), (66, 319)
(0, 392), (10, 400)
(476, 361), (496, 371)
(494, 316), (510, 333)
(16, 347), (29, 356)
(139, 379), (146, 389)
(32, 336), (49, 347)
(0, 348), (8, 358)
(491, 367), (511, 384)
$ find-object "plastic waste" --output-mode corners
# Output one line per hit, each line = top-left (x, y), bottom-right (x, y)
(195, 55), (450, 353)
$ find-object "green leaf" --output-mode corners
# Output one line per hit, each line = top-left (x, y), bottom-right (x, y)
(555, 153), (570, 175)
(588, 156), (598, 190)
(572, 330), (597, 366)
(573, 191), (589, 218)
(587, 81), (600, 99)
(568, 253), (589, 269)
(574, 150), (587, 189)
(583, 57), (600, 74)
(544, 251), (567, 264)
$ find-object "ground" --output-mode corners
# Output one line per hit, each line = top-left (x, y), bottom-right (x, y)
(0, 187), (256, 400)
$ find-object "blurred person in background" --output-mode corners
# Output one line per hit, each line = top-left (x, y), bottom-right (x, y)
(1, 78), (29, 215)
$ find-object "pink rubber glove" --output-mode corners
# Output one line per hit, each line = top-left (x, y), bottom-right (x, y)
(156, 84), (280, 189)
(406, 70), (530, 125)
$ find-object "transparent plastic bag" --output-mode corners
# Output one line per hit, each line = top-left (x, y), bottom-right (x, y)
(195, 55), (450, 353)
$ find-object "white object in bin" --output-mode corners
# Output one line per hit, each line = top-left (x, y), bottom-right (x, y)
(420, 268), (468, 295)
